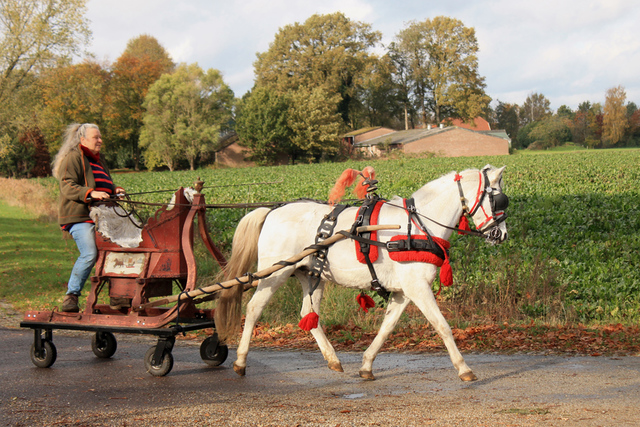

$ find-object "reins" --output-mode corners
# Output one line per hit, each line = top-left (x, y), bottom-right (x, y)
(384, 201), (485, 238)
(119, 180), (284, 197)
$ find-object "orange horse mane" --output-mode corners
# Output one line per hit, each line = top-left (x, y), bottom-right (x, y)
(328, 166), (376, 205)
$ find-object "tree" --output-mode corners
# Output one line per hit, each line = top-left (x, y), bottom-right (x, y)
(121, 34), (174, 72)
(0, 133), (29, 177)
(527, 115), (572, 149)
(628, 109), (640, 145)
(235, 86), (292, 165)
(517, 121), (540, 149)
(520, 92), (552, 126)
(388, 43), (416, 129)
(286, 86), (343, 161)
(254, 12), (380, 128)
(38, 61), (110, 152)
(140, 63), (234, 171)
(106, 35), (174, 169)
(353, 54), (402, 129)
(0, 0), (90, 129)
(602, 85), (627, 147)
(21, 127), (50, 177)
(571, 102), (603, 148)
(557, 105), (574, 119)
(390, 16), (490, 125)
(494, 101), (520, 146)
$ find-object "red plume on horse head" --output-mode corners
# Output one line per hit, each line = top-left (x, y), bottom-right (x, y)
(328, 166), (376, 205)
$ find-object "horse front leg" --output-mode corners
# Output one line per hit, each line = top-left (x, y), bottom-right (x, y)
(295, 271), (343, 373)
(403, 282), (477, 382)
(233, 270), (291, 376)
(359, 292), (410, 380)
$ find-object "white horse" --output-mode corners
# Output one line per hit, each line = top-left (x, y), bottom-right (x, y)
(216, 165), (508, 381)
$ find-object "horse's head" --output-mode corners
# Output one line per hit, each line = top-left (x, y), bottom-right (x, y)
(457, 165), (508, 244)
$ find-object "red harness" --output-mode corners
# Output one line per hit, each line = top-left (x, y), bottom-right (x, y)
(354, 199), (453, 290)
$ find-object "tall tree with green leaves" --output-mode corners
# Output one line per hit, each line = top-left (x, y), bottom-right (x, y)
(387, 43), (415, 130)
(286, 86), (343, 161)
(527, 115), (572, 149)
(389, 16), (490, 125)
(355, 54), (402, 129)
(140, 63), (234, 171)
(106, 35), (175, 169)
(520, 92), (552, 126)
(235, 86), (292, 165)
(556, 105), (575, 119)
(602, 85), (627, 147)
(494, 101), (520, 146)
(254, 12), (380, 128)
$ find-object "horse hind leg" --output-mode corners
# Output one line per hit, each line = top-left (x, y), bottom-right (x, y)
(359, 292), (410, 380)
(294, 271), (343, 373)
(233, 268), (293, 376)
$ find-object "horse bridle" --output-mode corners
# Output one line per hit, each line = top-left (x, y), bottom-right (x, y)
(455, 168), (508, 234)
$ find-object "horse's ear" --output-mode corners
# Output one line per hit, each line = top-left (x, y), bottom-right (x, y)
(488, 166), (506, 185)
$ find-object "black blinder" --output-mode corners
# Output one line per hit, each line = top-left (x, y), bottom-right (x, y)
(492, 191), (509, 212)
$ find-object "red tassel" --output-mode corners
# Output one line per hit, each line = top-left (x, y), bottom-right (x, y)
(298, 312), (319, 331)
(458, 215), (470, 234)
(440, 259), (453, 287)
(356, 293), (376, 313)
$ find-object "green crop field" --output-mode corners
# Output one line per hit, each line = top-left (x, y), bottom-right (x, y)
(107, 148), (640, 325)
(3, 148), (640, 326)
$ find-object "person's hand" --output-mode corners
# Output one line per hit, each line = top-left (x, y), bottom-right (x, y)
(114, 186), (126, 199)
(89, 190), (110, 201)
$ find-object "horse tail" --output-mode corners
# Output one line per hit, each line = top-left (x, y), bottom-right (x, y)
(215, 207), (270, 343)
(328, 166), (376, 205)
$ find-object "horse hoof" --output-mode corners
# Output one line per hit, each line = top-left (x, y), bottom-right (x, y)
(459, 371), (477, 382)
(233, 362), (246, 377)
(328, 361), (344, 372)
(359, 369), (375, 380)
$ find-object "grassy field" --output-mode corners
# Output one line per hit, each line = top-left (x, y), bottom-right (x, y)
(0, 202), (78, 311)
(1, 148), (640, 329)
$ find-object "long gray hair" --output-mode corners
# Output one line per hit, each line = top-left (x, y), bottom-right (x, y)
(51, 123), (100, 179)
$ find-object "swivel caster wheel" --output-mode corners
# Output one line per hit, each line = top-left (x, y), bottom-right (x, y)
(200, 334), (228, 366)
(144, 346), (174, 377)
(30, 340), (57, 368)
(92, 331), (117, 359)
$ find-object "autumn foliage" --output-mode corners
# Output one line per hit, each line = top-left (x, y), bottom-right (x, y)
(226, 320), (640, 356)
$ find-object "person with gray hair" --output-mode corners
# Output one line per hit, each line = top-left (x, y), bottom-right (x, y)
(52, 123), (125, 312)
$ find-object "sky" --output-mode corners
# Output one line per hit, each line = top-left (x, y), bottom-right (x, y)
(85, 0), (640, 112)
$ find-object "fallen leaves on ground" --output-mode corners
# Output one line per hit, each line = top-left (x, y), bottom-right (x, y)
(201, 321), (640, 356)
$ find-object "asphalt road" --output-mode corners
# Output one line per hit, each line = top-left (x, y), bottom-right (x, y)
(1, 326), (639, 426)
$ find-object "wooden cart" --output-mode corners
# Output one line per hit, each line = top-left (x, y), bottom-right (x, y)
(20, 183), (228, 376)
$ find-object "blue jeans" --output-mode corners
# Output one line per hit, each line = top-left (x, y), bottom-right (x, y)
(66, 223), (98, 296)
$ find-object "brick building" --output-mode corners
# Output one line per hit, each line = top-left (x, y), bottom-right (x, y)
(353, 125), (511, 158)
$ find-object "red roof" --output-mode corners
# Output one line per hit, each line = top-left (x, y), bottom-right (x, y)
(446, 117), (491, 131)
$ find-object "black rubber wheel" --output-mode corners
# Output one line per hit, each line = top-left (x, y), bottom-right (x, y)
(91, 331), (117, 359)
(30, 340), (57, 368)
(200, 334), (228, 366)
(144, 346), (174, 377)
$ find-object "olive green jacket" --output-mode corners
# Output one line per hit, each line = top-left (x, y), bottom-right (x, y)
(57, 145), (113, 226)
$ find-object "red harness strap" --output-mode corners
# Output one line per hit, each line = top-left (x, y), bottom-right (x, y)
(354, 200), (385, 263)
(354, 198), (454, 291)
(387, 235), (450, 264)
